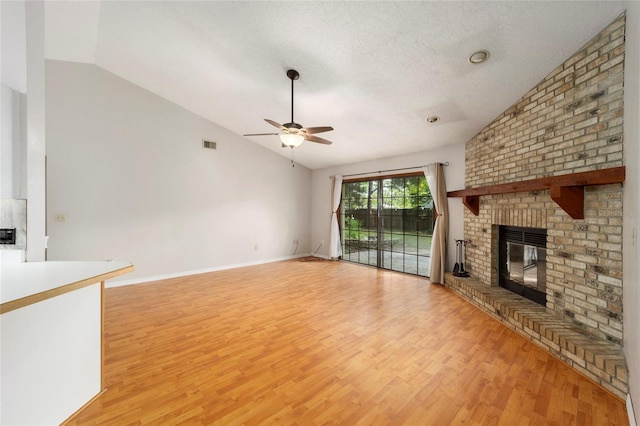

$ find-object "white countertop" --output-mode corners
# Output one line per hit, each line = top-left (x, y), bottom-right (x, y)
(1, 261), (133, 305)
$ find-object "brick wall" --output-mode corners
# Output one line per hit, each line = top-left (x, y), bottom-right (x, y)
(463, 14), (625, 345)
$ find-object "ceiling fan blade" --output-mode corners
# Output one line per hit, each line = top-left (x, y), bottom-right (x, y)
(305, 134), (332, 145)
(264, 119), (285, 130)
(302, 126), (334, 135)
(243, 132), (279, 136)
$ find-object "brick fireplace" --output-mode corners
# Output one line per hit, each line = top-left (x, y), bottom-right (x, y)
(446, 14), (627, 398)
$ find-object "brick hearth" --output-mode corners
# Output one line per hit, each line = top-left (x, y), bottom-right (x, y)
(445, 273), (627, 398)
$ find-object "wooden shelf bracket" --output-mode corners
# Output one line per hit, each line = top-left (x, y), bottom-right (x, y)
(463, 195), (480, 216)
(550, 185), (584, 219)
(447, 166), (625, 219)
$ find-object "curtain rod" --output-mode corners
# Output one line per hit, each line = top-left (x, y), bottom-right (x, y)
(330, 162), (449, 179)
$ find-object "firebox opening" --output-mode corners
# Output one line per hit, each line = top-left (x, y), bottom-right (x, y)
(498, 225), (547, 307)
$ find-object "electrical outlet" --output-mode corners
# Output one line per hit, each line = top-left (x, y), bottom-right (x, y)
(54, 213), (66, 223)
(254, 244), (259, 251)
(320, 240), (325, 245)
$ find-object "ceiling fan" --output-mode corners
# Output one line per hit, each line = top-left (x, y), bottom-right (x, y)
(243, 69), (334, 148)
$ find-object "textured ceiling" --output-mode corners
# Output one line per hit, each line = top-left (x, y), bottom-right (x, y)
(45, 1), (626, 169)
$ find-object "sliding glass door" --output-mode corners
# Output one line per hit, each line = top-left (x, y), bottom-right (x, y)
(340, 174), (434, 277)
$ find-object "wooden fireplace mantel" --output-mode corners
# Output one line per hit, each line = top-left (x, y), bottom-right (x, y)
(447, 166), (625, 219)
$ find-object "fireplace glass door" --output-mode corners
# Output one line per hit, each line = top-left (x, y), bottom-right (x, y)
(499, 226), (547, 306)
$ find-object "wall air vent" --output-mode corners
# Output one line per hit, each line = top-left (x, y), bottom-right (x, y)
(202, 140), (217, 150)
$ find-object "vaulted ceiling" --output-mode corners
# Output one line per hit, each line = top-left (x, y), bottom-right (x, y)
(44, 1), (626, 169)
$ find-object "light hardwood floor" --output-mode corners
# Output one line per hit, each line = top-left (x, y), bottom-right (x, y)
(68, 259), (628, 425)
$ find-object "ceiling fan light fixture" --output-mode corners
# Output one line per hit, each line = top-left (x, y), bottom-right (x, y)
(468, 50), (490, 64)
(280, 132), (305, 147)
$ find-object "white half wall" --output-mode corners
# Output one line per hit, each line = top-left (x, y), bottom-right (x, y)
(1, 284), (101, 425)
(46, 60), (311, 283)
(624, 2), (640, 422)
(310, 143), (465, 271)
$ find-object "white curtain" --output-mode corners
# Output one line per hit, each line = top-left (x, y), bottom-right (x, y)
(329, 175), (343, 259)
(423, 164), (448, 284)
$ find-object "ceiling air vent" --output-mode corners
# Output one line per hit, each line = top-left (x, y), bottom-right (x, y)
(202, 140), (217, 150)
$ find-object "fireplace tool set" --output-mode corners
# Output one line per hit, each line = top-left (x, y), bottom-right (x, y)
(453, 239), (470, 277)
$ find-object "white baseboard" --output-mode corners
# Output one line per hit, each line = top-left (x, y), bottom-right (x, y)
(629, 394), (637, 426)
(105, 254), (308, 288)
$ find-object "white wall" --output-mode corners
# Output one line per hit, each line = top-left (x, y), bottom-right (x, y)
(0, 0), (27, 93)
(310, 143), (465, 271)
(623, 2), (640, 421)
(46, 60), (312, 283)
(0, 0), (27, 201)
(1, 85), (24, 198)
